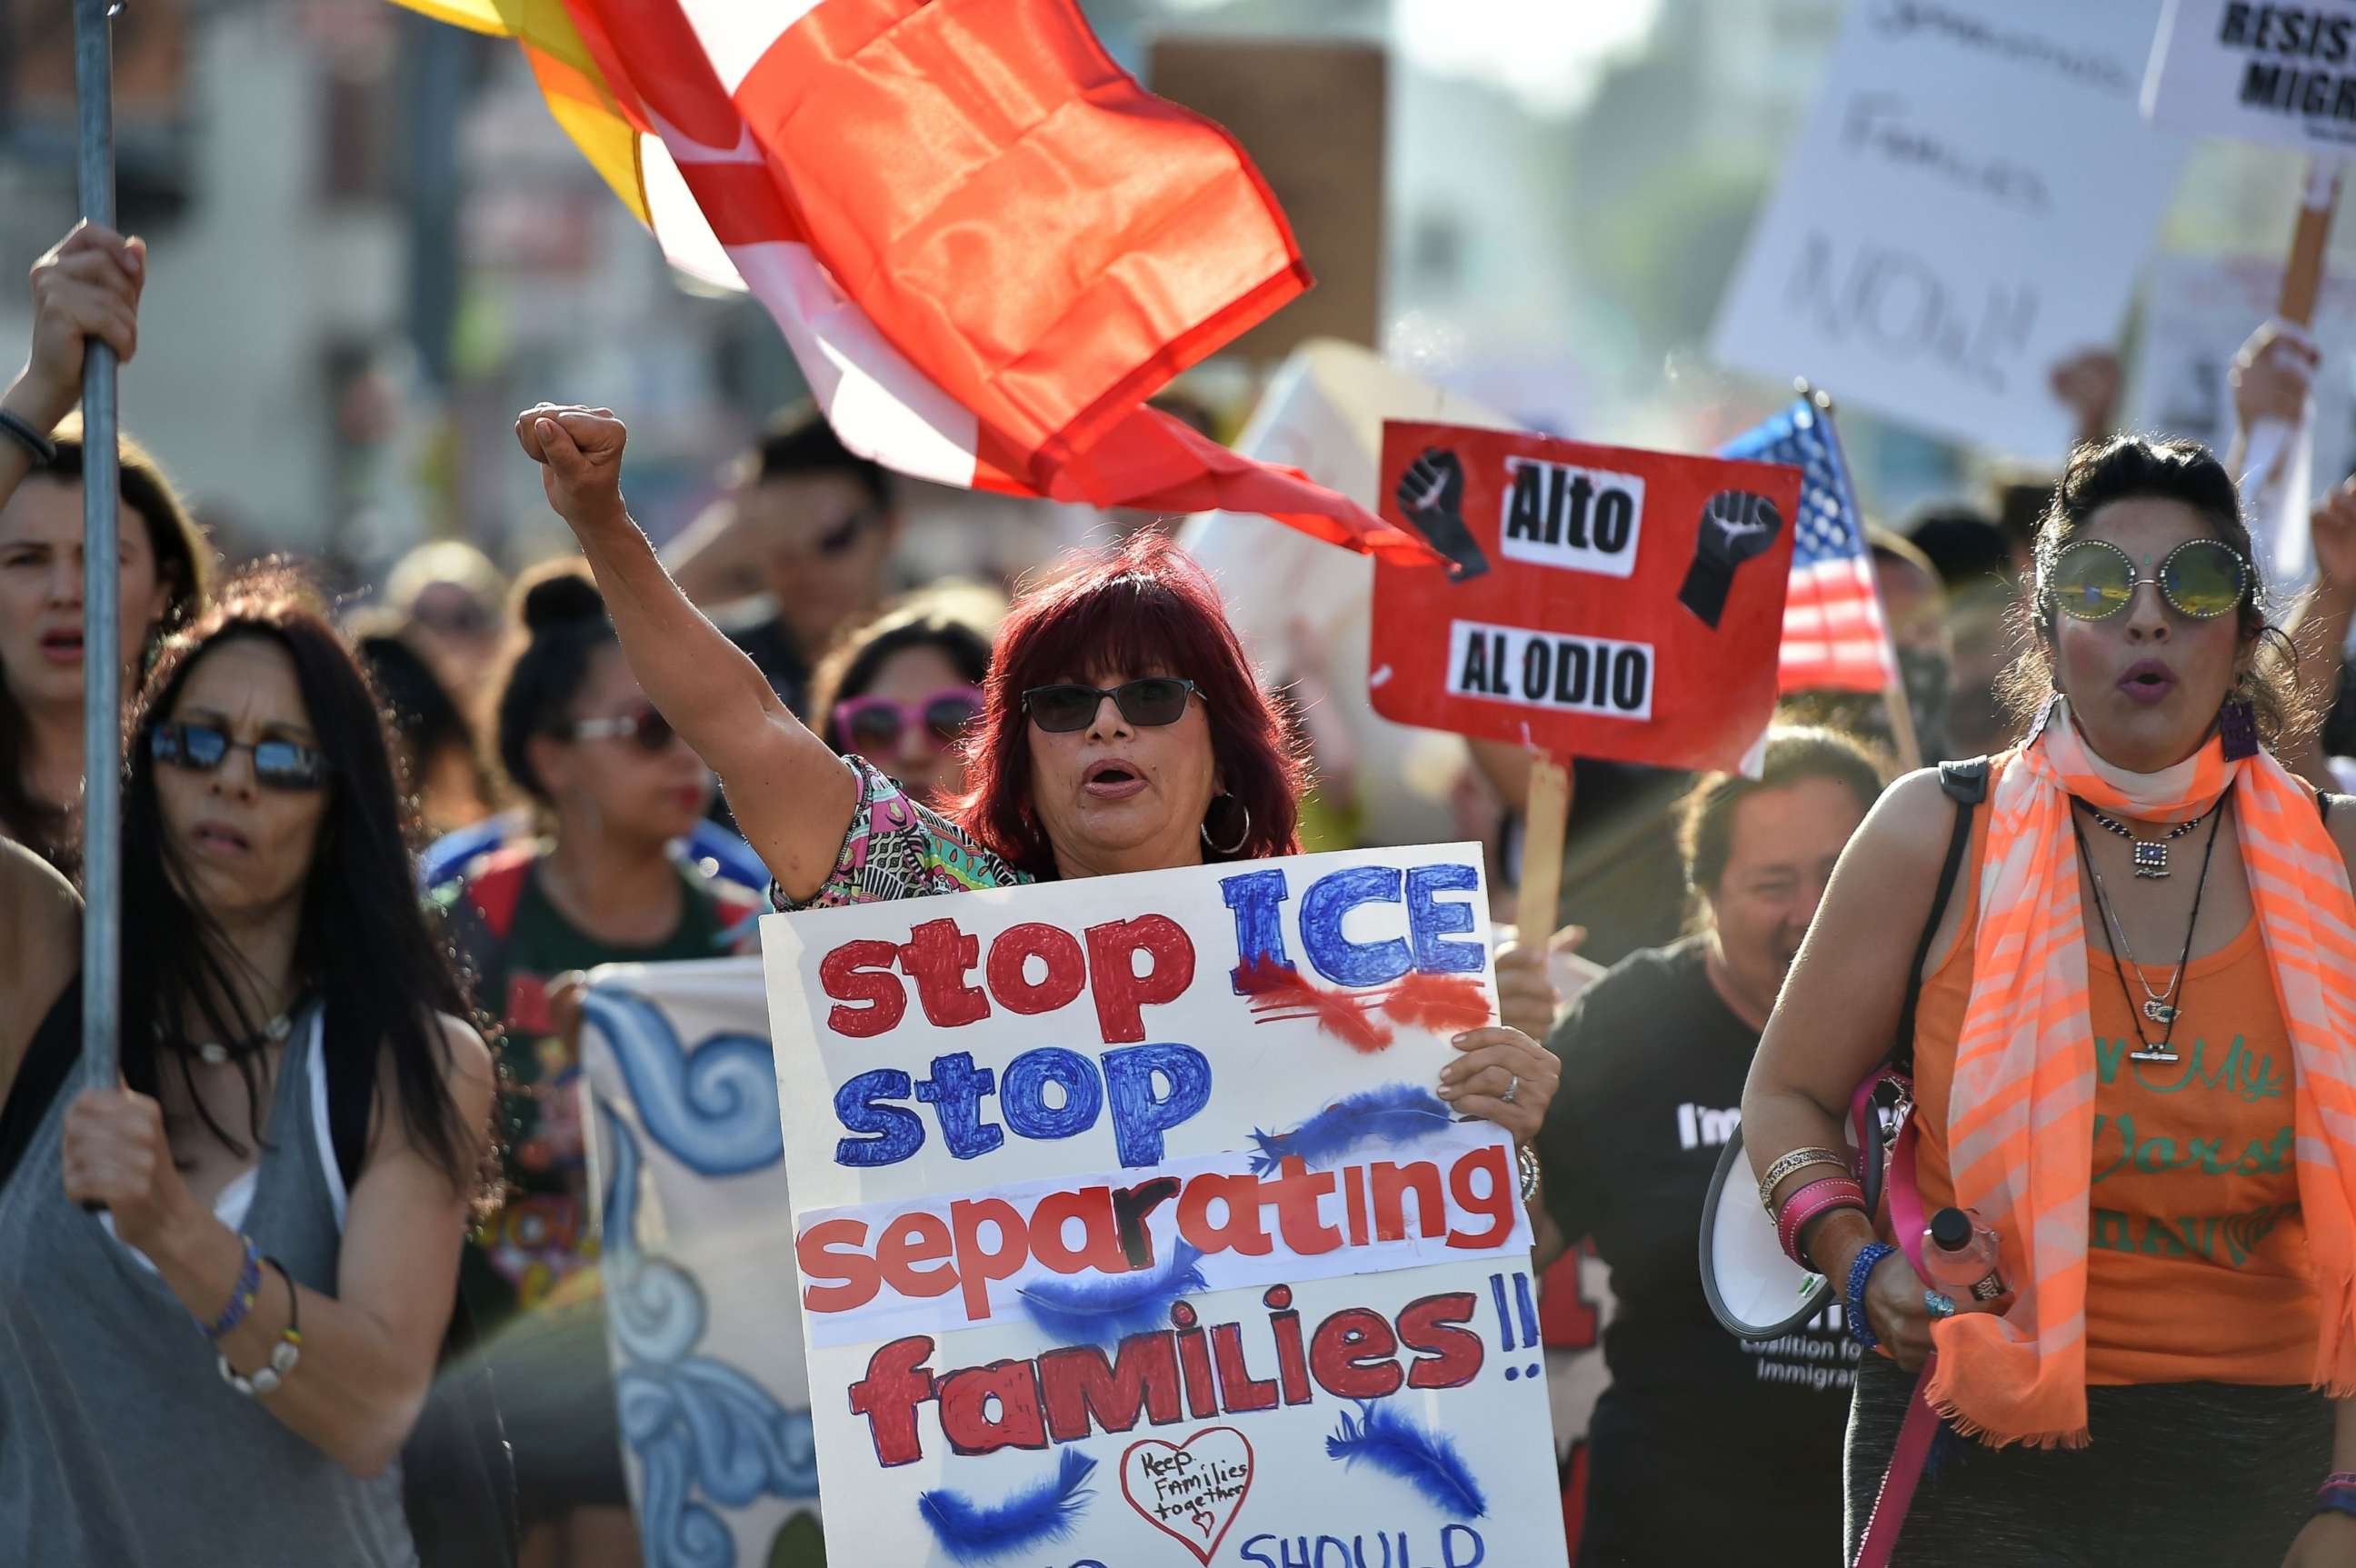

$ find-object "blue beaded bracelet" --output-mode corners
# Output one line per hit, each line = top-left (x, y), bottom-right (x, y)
(205, 1235), (262, 1341)
(1846, 1241), (1898, 1350)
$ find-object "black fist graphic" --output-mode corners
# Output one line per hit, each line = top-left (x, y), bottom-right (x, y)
(1395, 447), (1490, 582)
(1679, 490), (1782, 628)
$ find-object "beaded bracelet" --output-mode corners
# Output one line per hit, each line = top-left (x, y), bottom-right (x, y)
(1755, 1145), (1852, 1213)
(218, 1258), (303, 1399)
(1775, 1176), (1867, 1271)
(1845, 1242), (1898, 1351)
(204, 1236), (263, 1341)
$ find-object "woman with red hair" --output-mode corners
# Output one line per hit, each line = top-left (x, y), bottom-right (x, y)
(510, 403), (1555, 1143)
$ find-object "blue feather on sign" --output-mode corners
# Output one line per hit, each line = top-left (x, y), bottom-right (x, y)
(1249, 1082), (1453, 1174)
(1014, 1242), (1206, 1346)
(917, 1448), (1097, 1563)
(1324, 1400), (1488, 1518)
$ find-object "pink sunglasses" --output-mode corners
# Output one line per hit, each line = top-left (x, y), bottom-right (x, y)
(833, 686), (985, 754)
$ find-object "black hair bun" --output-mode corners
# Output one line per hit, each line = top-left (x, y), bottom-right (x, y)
(519, 571), (606, 634)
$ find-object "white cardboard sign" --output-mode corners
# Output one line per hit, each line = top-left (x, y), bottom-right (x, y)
(1712, 0), (2185, 459)
(2145, 0), (2356, 148)
(762, 844), (1566, 1568)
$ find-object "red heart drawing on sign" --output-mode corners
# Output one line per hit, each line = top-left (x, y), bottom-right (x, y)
(1119, 1426), (1254, 1565)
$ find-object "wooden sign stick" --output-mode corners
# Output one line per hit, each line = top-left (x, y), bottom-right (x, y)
(2280, 156), (2342, 328)
(1513, 755), (1572, 953)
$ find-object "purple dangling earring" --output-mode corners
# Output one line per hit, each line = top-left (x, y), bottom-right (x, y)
(2220, 688), (2259, 761)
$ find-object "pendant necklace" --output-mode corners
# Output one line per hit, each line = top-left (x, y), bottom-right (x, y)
(2071, 802), (2222, 1064)
(163, 1009), (294, 1066)
(2078, 800), (2211, 878)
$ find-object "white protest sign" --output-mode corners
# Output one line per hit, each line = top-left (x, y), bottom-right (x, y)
(1712, 0), (2185, 459)
(2145, 0), (2356, 147)
(762, 845), (1566, 1568)
(2126, 252), (2356, 557)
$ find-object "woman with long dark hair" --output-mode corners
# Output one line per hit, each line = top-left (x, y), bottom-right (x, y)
(0, 570), (495, 1565)
(434, 564), (758, 1566)
(1745, 437), (2356, 1563)
(0, 223), (211, 872)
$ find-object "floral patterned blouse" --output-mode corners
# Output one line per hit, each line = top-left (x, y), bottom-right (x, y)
(773, 755), (1033, 910)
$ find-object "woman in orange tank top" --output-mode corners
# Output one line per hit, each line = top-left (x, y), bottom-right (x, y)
(1743, 436), (2356, 1566)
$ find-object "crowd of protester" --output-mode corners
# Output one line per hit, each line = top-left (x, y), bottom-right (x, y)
(12, 191), (2356, 1568)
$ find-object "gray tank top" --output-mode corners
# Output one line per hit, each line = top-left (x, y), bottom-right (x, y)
(0, 1004), (417, 1565)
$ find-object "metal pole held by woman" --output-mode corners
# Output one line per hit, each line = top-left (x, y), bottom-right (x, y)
(75, 0), (122, 1090)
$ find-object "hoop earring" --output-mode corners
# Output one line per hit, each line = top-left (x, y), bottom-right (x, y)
(1201, 794), (1251, 856)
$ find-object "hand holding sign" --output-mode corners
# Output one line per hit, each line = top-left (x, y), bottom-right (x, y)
(1396, 446), (1490, 582)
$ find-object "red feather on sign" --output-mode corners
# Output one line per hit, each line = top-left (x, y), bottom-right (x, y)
(1234, 957), (1396, 1054)
(1379, 972), (1492, 1034)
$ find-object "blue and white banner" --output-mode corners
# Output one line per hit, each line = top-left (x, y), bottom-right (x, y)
(581, 959), (824, 1567)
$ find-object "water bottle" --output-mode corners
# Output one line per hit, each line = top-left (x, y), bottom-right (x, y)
(1922, 1207), (2006, 1303)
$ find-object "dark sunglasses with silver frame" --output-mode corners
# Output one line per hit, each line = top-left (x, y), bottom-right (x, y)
(151, 721), (332, 791)
(1020, 676), (1199, 734)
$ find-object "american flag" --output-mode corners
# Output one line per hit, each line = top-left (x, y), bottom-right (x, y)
(1719, 398), (1897, 694)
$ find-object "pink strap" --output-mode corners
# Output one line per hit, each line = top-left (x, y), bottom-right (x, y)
(1851, 1096), (1936, 1568)
(1852, 1354), (1940, 1568)
(1884, 1114), (1928, 1275)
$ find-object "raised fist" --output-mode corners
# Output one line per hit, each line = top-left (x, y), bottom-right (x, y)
(1395, 447), (1489, 582)
(1679, 490), (1782, 628)
(514, 403), (629, 536)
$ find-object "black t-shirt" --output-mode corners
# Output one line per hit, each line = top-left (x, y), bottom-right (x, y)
(1538, 934), (1856, 1567)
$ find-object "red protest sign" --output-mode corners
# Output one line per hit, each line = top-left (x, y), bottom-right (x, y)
(1369, 422), (1802, 773)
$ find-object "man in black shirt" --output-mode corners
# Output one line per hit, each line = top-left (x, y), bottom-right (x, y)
(1533, 726), (1885, 1567)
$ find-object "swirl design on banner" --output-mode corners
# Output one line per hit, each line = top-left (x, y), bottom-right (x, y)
(599, 1102), (821, 1567)
(583, 990), (783, 1176)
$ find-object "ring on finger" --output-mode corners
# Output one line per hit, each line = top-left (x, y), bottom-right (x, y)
(1500, 1073), (1520, 1105)
(1923, 1289), (1957, 1320)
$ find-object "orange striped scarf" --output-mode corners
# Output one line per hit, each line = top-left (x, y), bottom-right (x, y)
(1934, 699), (2356, 1446)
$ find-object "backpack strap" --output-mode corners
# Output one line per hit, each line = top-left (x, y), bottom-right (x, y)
(1890, 759), (1988, 1075)
(0, 977), (81, 1193)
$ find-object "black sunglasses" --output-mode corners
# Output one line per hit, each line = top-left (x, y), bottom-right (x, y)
(1020, 677), (1198, 734)
(152, 721), (331, 790)
(571, 707), (680, 754)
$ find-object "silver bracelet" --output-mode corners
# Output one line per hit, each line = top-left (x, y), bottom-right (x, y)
(1517, 1144), (1542, 1202)
(0, 407), (57, 464)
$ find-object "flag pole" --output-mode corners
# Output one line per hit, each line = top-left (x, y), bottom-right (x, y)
(75, 0), (123, 1091)
(1801, 381), (1922, 771)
